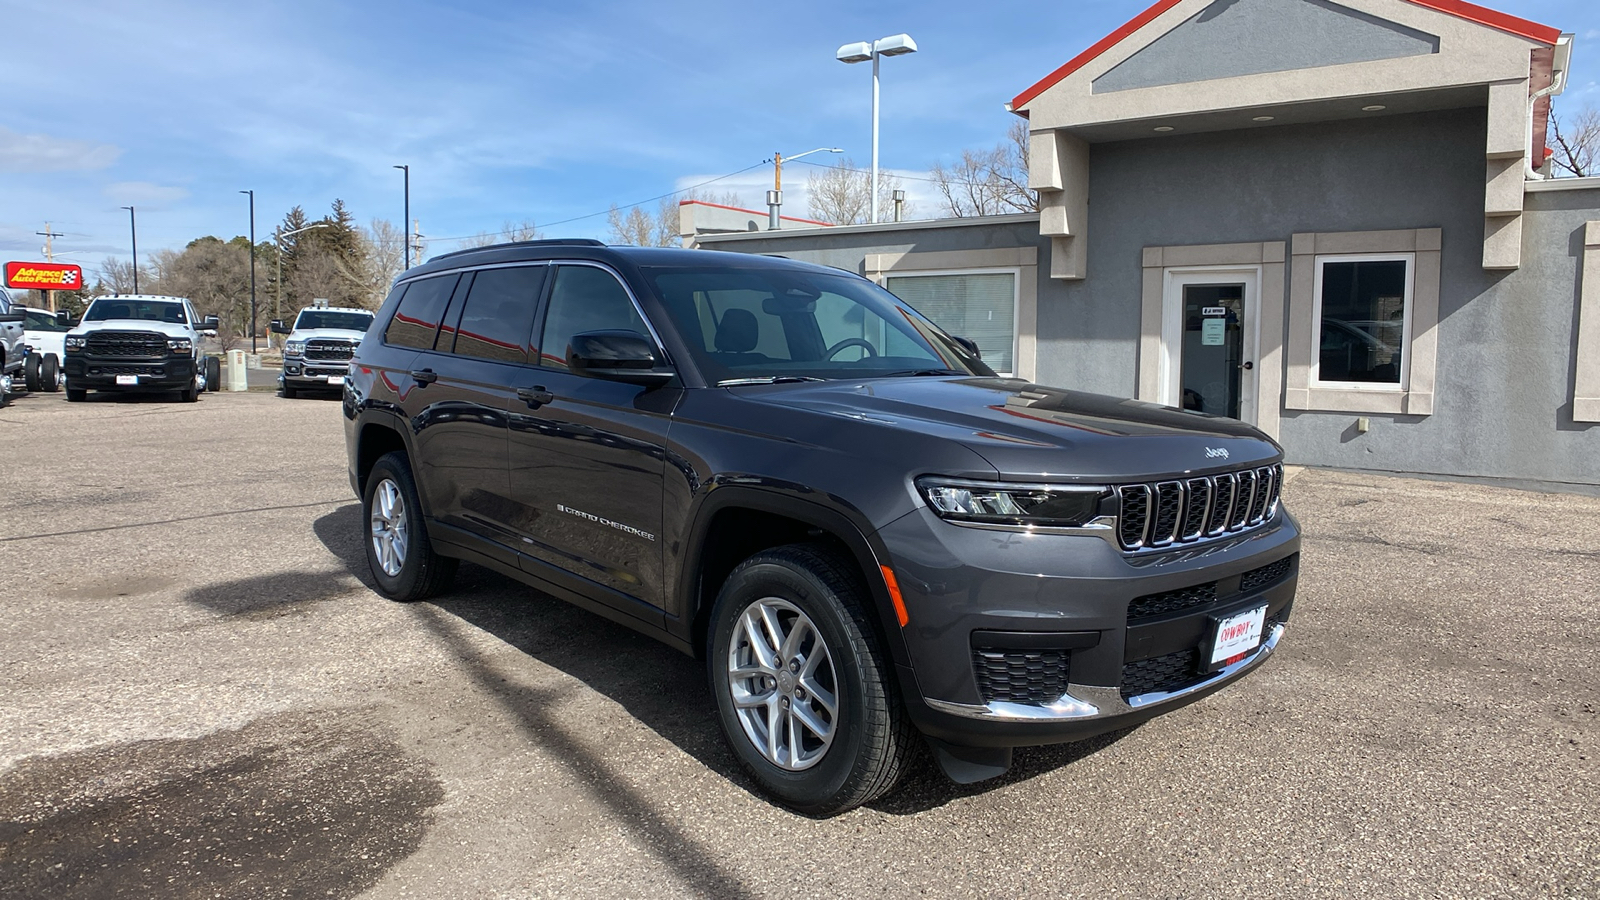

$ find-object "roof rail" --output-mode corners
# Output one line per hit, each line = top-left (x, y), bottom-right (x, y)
(427, 238), (608, 263)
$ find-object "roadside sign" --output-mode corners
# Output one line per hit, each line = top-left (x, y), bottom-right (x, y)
(5, 261), (83, 291)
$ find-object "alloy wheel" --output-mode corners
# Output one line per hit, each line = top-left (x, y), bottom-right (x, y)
(726, 597), (838, 771)
(369, 478), (409, 577)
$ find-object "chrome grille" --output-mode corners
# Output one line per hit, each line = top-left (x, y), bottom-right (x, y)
(1116, 464), (1283, 551)
(86, 331), (166, 359)
(305, 340), (356, 361)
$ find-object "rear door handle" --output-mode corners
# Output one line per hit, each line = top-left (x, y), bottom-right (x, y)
(517, 385), (555, 408)
(410, 368), (438, 385)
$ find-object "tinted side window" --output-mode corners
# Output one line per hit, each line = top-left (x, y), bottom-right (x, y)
(383, 274), (457, 349)
(449, 266), (546, 364)
(538, 266), (649, 370)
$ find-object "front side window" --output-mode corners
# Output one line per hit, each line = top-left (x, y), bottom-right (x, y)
(1312, 255), (1411, 387)
(24, 309), (68, 332)
(84, 299), (187, 324)
(383, 274), (457, 350)
(447, 266), (545, 364)
(885, 272), (1017, 374)
(645, 266), (988, 384)
(538, 265), (650, 370)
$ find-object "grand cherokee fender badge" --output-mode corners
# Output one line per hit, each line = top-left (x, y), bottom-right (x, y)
(1205, 447), (1230, 460)
(556, 504), (657, 542)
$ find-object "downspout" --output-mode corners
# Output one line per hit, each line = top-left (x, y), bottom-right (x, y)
(1526, 34), (1573, 180)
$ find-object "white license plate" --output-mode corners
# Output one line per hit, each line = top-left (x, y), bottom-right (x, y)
(327, 376), (345, 386)
(1209, 605), (1268, 667)
(115, 374), (139, 386)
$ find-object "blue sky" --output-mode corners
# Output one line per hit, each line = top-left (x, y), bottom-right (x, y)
(2, 0), (1597, 277)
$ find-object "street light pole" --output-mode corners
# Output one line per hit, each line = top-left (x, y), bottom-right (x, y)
(241, 190), (257, 353)
(121, 206), (138, 293)
(767, 147), (843, 229)
(836, 34), (918, 224)
(393, 165), (410, 269)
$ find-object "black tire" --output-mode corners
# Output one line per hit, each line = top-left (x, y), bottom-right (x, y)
(65, 386), (86, 402)
(23, 354), (41, 392)
(362, 451), (457, 601)
(707, 544), (914, 816)
(179, 380), (199, 403)
(282, 384), (297, 399)
(205, 356), (221, 392)
(40, 355), (60, 392)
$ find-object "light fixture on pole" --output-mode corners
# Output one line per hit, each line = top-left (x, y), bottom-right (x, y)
(835, 33), (917, 224)
(767, 146), (842, 229)
(120, 206), (139, 294)
(272, 222), (329, 349)
(241, 190), (258, 353)
(393, 165), (410, 269)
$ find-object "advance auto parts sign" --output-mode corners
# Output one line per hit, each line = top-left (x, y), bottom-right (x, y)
(5, 261), (83, 291)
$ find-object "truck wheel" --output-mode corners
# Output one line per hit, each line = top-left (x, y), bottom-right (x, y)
(707, 544), (914, 816)
(41, 355), (60, 392)
(23, 354), (40, 392)
(205, 356), (221, 392)
(0, 373), (10, 408)
(66, 386), (86, 402)
(363, 451), (457, 601)
(282, 384), (297, 399)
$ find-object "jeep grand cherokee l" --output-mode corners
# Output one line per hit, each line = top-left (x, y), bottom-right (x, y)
(342, 240), (1300, 815)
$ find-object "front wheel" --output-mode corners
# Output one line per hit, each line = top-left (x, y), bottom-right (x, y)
(363, 452), (457, 601)
(65, 386), (86, 402)
(23, 354), (41, 392)
(708, 544), (914, 816)
(40, 355), (60, 392)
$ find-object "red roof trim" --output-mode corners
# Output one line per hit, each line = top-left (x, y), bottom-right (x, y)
(1010, 0), (1184, 111)
(679, 199), (833, 227)
(1401, 0), (1559, 45)
(1009, 0), (1558, 112)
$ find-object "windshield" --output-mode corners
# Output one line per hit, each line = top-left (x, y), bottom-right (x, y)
(84, 299), (187, 324)
(644, 266), (991, 384)
(24, 309), (69, 332)
(294, 310), (374, 332)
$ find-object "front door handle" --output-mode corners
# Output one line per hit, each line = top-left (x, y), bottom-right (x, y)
(517, 385), (555, 409)
(1241, 361), (1254, 371)
(410, 368), (438, 385)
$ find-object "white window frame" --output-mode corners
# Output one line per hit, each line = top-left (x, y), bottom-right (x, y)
(883, 267), (1022, 377)
(1309, 252), (1415, 393)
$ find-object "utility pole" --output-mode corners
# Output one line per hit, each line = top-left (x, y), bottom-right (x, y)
(411, 219), (425, 265)
(37, 223), (64, 312)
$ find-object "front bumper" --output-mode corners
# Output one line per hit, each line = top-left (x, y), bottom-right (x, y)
(879, 504), (1301, 749)
(63, 354), (196, 390)
(282, 357), (350, 388)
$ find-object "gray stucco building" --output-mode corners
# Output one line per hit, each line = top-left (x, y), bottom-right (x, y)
(688, 0), (1600, 488)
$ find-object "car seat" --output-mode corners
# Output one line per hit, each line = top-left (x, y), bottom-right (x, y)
(712, 308), (770, 363)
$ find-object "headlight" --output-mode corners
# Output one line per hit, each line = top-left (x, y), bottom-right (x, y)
(168, 338), (192, 352)
(285, 341), (306, 355)
(65, 336), (86, 350)
(916, 477), (1109, 528)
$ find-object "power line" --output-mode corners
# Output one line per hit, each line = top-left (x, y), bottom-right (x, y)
(789, 157), (1031, 191)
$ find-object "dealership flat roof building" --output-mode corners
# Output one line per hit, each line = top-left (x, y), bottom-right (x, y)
(687, 0), (1600, 488)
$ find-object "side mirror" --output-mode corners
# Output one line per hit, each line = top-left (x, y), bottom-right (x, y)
(56, 310), (76, 326)
(568, 330), (673, 386)
(201, 316), (220, 332)
(0, 312), (22, 324)
(953, 336), (982, 359)
(269, 320), (291, 334)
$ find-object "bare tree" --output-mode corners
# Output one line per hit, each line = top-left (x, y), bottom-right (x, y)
(607, 204), (659, 246)
(459, 219), (545, 250)
(805, 159), (908, 225)
(930, 120), (1039, 217)
(359, 218), (408, 302)
(1550, 104), (1599, 178)
(607, 191), (742, 247)
(96, 256), (141, 294)
(144, 238), (254, 348)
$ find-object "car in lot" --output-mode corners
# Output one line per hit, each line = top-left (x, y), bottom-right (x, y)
(270, 302), (375, 398)
(62, 295), (222, 402)
(341, 240), (1300, 815)
(20, 305), (68, 392)
(0, 287), (25, 407)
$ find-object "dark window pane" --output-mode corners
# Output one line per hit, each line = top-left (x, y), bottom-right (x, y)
(383, 274), (457, 350)
(538, 266), (648, 370)
(1318, 259), (1407, 385)
(451, 267), (545, 363)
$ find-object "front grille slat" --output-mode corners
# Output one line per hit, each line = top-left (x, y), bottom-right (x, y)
(1118, 485), (1151, 549)
(1120, 610), (1284, 701)
(86, 331), (167, 359)
(305, 340), (356, 361)
(1150, 481), (1183, 546)
(1116, 464), (1283, 551)
(1128, 582), (1217, 620)
(1239, 554), (1297, 594)
(1181, 478), (1210, 540)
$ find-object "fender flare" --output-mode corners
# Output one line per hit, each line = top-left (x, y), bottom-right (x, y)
(351, 406), (434, 519)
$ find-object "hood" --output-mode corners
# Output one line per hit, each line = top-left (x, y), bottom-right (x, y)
(733, 377), (1281, 482)
(69, 319), (195, 339)
(288, 327), (366, 342)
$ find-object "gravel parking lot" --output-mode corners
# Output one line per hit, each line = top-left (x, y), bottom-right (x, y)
(0, 389), (1595, 899)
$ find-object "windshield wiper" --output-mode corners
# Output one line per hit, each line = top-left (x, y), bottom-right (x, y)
(717, 375), (830, 386)
(880, 368), (966, 377)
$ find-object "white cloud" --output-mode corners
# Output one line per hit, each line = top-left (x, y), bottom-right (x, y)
(0, 127), (120, 172)
(103, 182), (191, 207)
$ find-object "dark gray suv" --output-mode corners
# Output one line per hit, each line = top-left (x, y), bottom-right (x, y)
(342, 239), (1300, 815)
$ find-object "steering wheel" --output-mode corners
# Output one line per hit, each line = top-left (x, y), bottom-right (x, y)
(824, 338), (878, 360)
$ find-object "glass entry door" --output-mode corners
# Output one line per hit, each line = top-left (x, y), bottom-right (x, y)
(1163, 270), (1258, 424)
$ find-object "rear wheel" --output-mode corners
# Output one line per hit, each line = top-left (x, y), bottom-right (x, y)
(23, 354), (40, 392)
(205, 356), (221, 392)
(0, 372), (11, 408)
(363, 451), (457, 601)
(65, 385), (86, 402)
(40, 355), (60, 392)
(708, 544), (914, 816)
(179, 378), (199, 403)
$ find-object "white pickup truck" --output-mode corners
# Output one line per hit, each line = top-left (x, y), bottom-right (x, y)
(0, 287), (24, 407)
(270, 302), (374, 399)
(62, 295), (221, 403)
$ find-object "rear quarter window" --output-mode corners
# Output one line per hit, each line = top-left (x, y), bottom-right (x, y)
(383, 274), (458, 349)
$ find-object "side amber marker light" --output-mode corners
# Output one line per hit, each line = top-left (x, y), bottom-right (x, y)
(880, 565), (909, 627)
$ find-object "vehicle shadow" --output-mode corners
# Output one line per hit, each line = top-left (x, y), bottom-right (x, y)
(311, 503), (1133, 818)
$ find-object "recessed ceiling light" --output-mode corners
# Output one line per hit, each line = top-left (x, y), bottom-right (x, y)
(1154, 125), (1174, 132)
(1252, 115), (1275, 122)
(1362, 104), (1387, 112)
